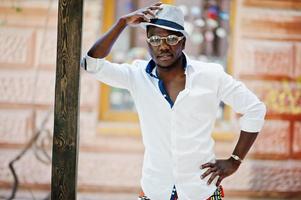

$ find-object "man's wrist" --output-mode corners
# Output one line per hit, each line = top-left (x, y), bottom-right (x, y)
(118, 17), (128, 28)
(230, 154), (243, 164)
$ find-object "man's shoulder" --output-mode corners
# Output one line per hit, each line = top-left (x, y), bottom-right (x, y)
(132, 59), (149, 67)
(189, 59), (225, 73)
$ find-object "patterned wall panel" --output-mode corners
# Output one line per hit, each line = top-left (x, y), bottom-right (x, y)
(0, 28), (35, 68)
(80, 74), (99, 108)
(77, 152), (142, 187)
(237, 39), (294, 77)
(0, 149), (51, 185)
(0, 70), (54, 105)
(250, 120), (290, 156)
(0, 2), (58, 28)
(35, 29), (57, 68)
(35, 71), (55, 105)
(295, 42), (301, 78)
(0, 110), (33, 144)
(82, 3), (102, 53)
(0, 70), (98, 108)
(293, 122), (301, 155)
(239, 7), (301, 39)
(244, 80), (301, 115)
(224, 159), (301, 193)
(0, 70), (35, 104)
(242, 0), (301, 10)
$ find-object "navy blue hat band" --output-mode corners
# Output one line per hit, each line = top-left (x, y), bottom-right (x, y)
(149, 18), (184, 31)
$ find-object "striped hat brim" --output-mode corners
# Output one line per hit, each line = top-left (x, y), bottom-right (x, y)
(140, 18), (188, 37)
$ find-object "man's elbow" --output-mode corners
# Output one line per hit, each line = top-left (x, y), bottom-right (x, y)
(248, 101), (267, 119)
(258, 101), (267, 119)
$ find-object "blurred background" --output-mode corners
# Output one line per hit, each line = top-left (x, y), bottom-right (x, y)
(0, 0), (301, 199)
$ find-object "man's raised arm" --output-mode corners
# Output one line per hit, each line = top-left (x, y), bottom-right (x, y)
(87, 2), (162, 58)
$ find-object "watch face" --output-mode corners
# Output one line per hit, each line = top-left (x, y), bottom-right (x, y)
(231, 154), (242, 162)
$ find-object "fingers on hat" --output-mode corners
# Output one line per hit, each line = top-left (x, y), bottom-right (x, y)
(148, 6), (163, 12)
(149, 2), (163, 10)
(152, 2), (162, 6)
(137, 13), (151, 22)
(142, 9), (156, 18)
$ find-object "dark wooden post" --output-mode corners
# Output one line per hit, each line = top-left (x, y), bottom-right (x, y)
(51, 0), (83, 199)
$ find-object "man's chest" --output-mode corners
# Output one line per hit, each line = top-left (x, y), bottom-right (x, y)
(164, 77), (186, 103)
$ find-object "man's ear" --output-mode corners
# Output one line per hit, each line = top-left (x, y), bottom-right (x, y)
(182, 38), (186, 50)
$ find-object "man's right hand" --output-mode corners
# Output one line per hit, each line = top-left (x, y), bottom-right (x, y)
(121, 2), (162, 26)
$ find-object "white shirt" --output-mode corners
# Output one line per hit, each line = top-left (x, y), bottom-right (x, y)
(82, 54), (266, 200)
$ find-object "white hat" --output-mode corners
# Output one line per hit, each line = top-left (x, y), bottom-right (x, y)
(140, 4), (188, 38)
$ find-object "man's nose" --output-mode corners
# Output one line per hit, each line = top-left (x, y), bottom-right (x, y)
(158, 39), (170, 50)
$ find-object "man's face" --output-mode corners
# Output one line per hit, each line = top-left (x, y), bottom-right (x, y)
(147, 26), (185, 68)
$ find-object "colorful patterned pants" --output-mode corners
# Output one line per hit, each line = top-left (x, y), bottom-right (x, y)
(138, 185), (224, 200)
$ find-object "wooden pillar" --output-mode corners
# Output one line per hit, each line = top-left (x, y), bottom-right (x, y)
(51, 0), (83, 199)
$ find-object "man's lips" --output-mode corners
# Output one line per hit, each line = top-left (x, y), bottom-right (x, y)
(157, 53), (173, 61)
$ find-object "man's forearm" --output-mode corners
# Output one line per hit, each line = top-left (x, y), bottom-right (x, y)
(87, 17), (127, 58)
(231, 130), (258, 162)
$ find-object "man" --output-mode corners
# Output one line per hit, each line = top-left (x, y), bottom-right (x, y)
(81, 2), (266, 200)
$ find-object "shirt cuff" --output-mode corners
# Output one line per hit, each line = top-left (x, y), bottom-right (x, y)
(239, 117), (265, 133)
(81, 54), (105, 73)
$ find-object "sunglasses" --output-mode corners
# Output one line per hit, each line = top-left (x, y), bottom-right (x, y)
(147, 35), (184, 46)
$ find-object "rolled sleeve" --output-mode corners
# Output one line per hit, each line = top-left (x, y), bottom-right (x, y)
(81, 54), (137, 91)
(217, 67), (266, 133)
(81, 54), (100, 72)
(239, 103), (266, 132)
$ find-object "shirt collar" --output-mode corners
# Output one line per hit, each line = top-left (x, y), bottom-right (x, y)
(145, 59), (156, 75)
(183, 52), (195, 74)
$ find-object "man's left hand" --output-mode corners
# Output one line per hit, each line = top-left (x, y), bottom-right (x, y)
(200, 158), (241, 186)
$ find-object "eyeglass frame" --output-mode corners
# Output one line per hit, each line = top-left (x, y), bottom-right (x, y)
(146, 34), (185, 47)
